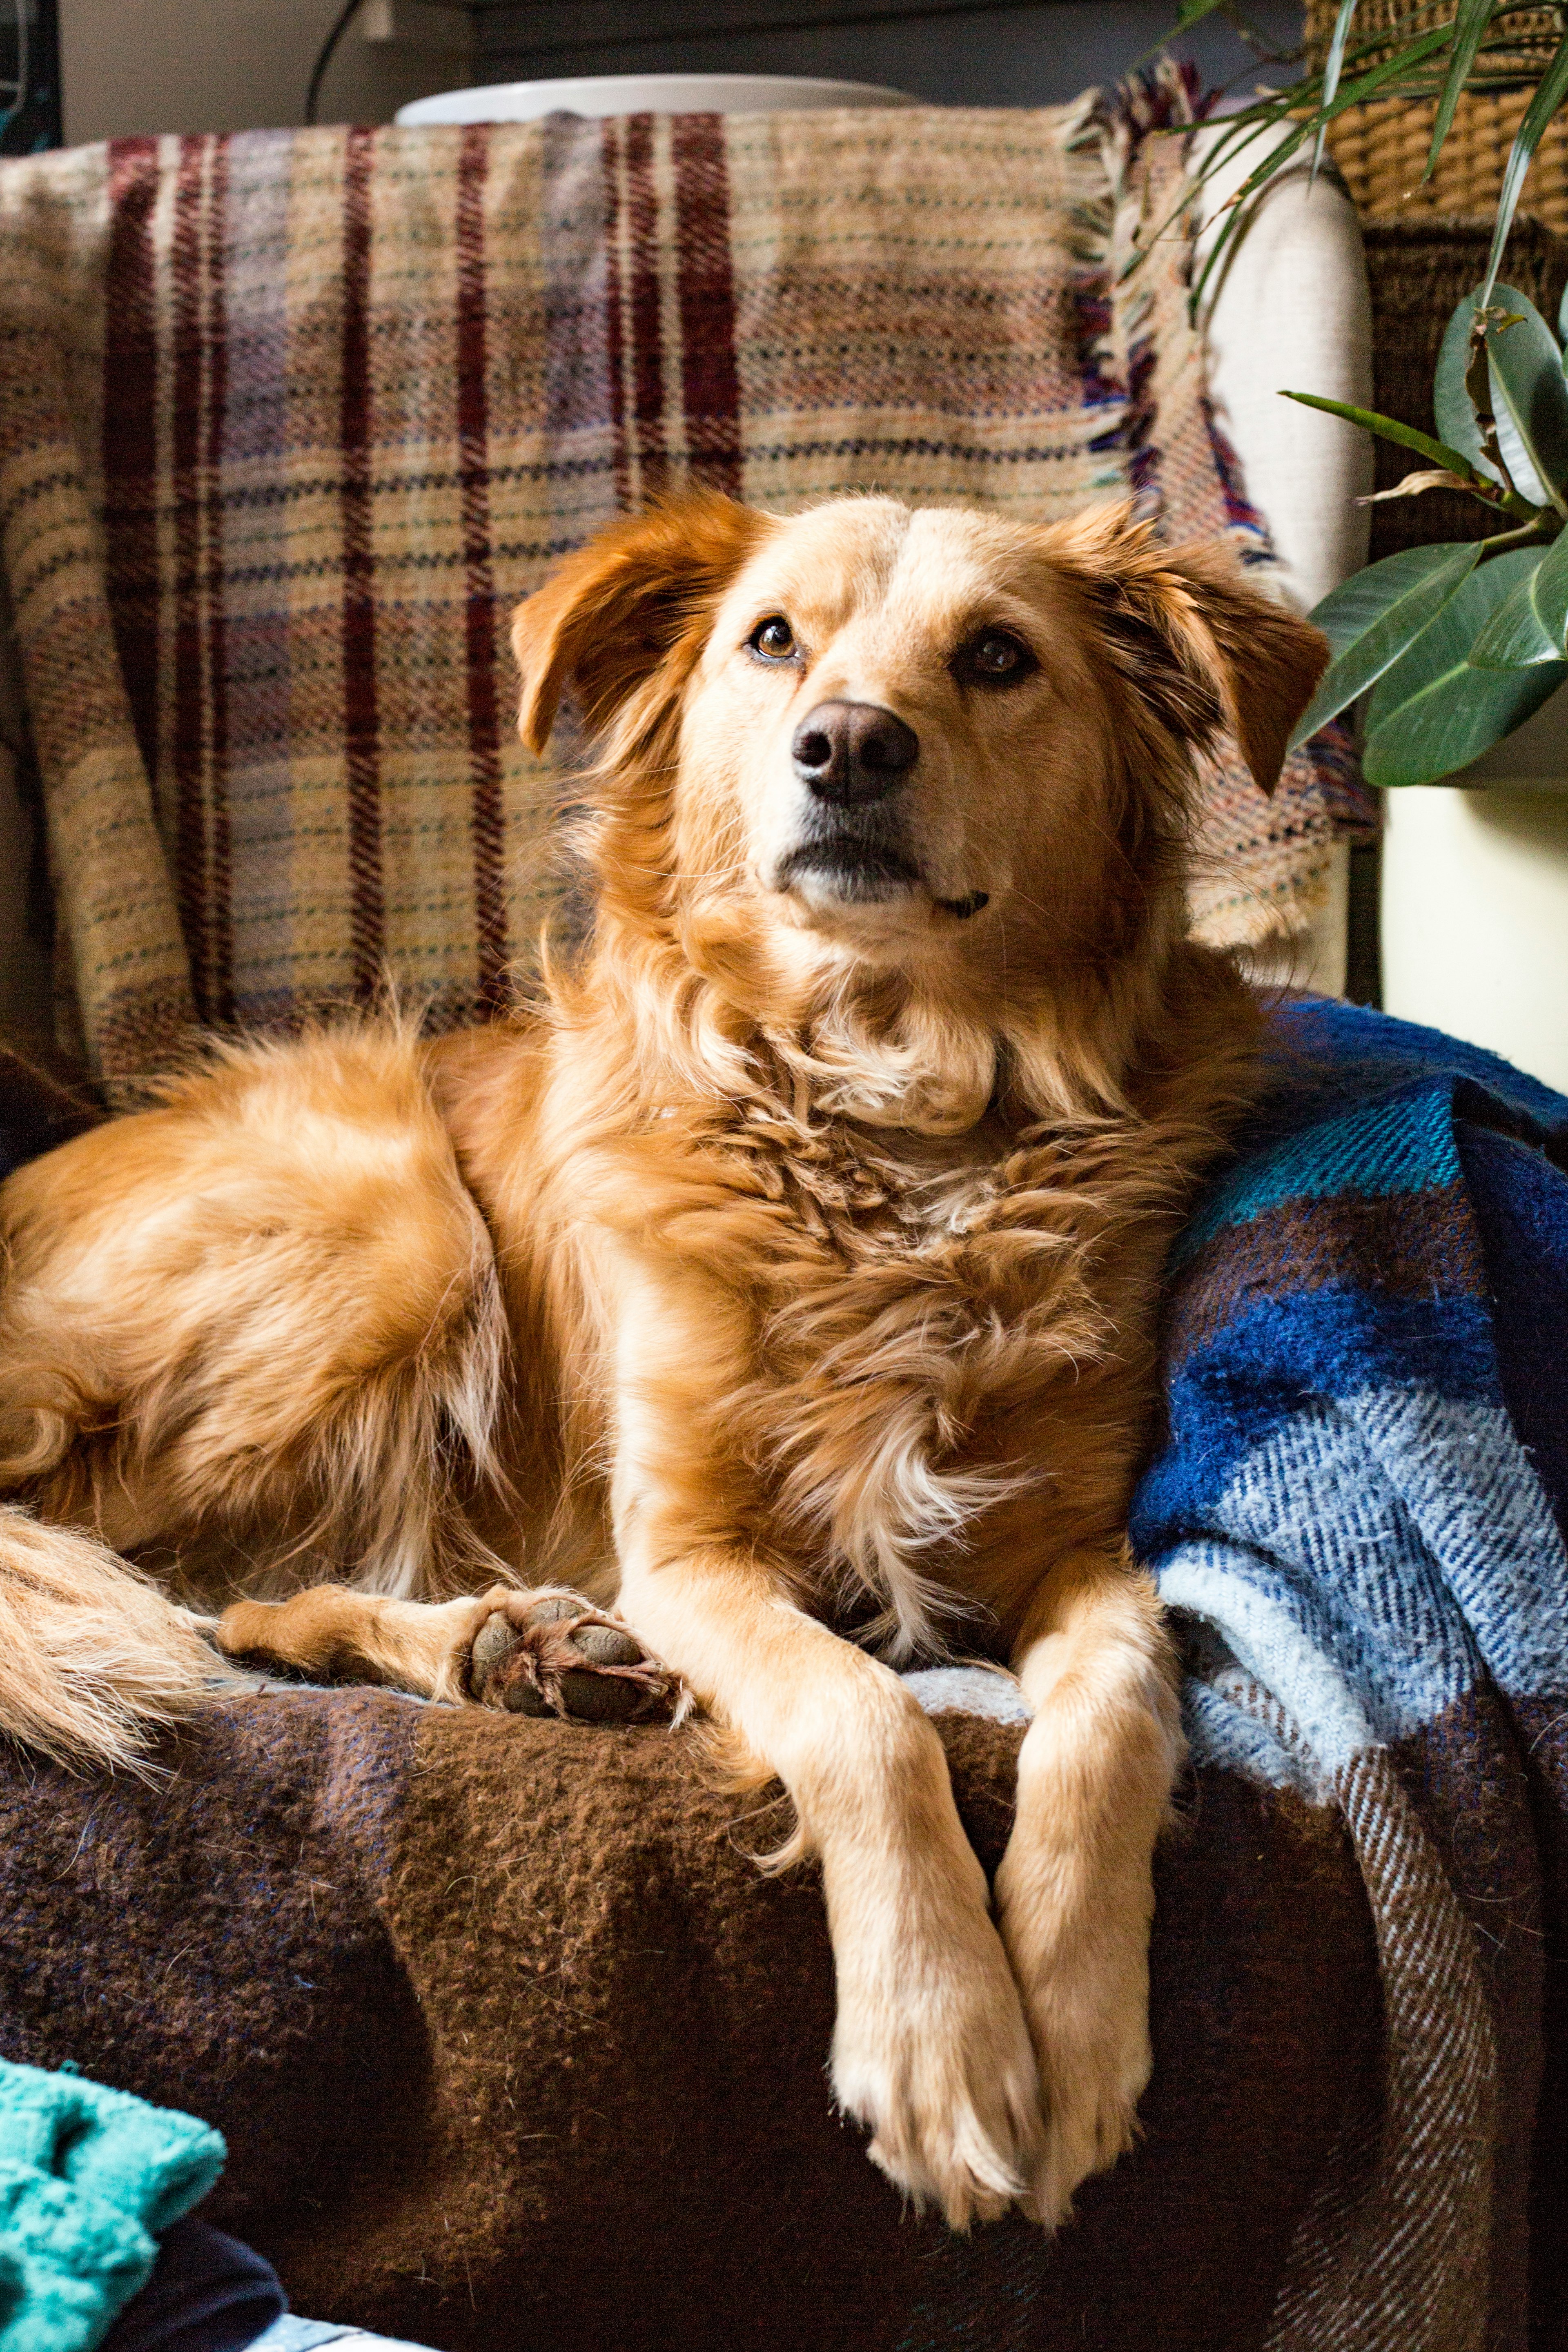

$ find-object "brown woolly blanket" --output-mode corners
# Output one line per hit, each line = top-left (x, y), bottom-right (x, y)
(0, 1689), (1375, 2352)
(5, 998), (1568, 2349)
(6, 121), (1567, 2352)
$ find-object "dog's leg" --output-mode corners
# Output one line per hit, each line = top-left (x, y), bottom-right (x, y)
(618, 1546), (1044, 2226)
(588, 1261), (1042, 2227)
(0, 1024), (508, 1598)
(217, 1583), (675, 1722)
(217, 1587), (497, 1698)
(993, 1544), (1183, 2226)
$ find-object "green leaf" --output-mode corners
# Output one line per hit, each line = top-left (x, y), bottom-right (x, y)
(1529, 524), (1568, 648)
(1189, 22), (1454, 312)
(1310, 16), (1454, 111)
(1434, 285), (1557, 506)
(1467, 558), (1559, 666)
(1281, 390), (1493, 484)
(1481, 31), (1568, 309)
(1559, 278), (1568, 347)
(1288, 542), (1482, 750)
(1313, 0), (1360, 183)
(1191, 118), (1316, 314)
(1482, 285), (1568, 513)
(1363, 548), (1568, 784)
(1435, 292), (1489, 475)
(1427, 0), (1497, 179)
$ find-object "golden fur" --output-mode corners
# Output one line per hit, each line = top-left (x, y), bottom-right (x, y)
(0, 492), (1325, 2228)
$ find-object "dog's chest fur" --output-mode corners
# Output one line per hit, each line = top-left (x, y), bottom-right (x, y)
(646, 1095), (1169, 1659)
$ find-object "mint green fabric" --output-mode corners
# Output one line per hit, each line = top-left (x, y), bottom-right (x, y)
(0, 2058), (225, 2352)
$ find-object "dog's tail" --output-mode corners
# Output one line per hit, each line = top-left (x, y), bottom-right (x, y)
(0, 1506), (226, 1775)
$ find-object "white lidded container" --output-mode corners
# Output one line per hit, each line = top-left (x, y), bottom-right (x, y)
(397, 74), (918, 126)
(1381, 688), (1568, 1096)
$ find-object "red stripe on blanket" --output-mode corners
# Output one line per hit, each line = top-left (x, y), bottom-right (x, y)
(604, 115), (667, 508)
(626, 116), (666, 500)
(203, 139), (234, 1027)
(101, 139), (162, 797)
(672, 116), (742, 498)
(455, 126), (508, 1015)
(602, 119), (628, 512)
(170, 138), (205, 1014)
(170, 137), (234, 1027)
(340, 125), (385, 998)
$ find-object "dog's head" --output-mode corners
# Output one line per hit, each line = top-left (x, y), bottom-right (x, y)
(512, 491), (1326, 1019)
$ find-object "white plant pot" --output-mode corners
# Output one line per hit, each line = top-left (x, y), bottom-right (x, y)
(1380, 685), (1568, 1094)
(397, 74), (917, 127)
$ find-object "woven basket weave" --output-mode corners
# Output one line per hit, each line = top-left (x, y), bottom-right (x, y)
(1301, 0), (1568, 224)
(1303, 0), (1564, 76)
(1325, 85), (1568, 230)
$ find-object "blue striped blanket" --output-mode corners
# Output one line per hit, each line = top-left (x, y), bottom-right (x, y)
(1134, 997), (1568, 2352)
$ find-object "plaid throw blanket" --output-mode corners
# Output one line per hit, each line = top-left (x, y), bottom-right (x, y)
(0, 95), (1365, 1096)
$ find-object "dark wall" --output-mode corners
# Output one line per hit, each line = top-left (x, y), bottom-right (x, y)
(1, 0), (62, 155)
(471, 0), (1303, 110)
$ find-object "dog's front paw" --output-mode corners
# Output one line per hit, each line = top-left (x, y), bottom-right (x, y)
(994, 1849), (1153, 2227)
(466, 1588), (677, 1724)
(829, 1912), (1044, 2230)
(1027, 1980), (1149, 2229)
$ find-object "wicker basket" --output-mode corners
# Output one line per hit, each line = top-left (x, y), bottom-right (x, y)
(1303, 0), (1564, 77)
(1325, 85), (1568, 231)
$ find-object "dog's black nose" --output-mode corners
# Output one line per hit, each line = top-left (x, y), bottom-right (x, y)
(791, 700), (920, 807)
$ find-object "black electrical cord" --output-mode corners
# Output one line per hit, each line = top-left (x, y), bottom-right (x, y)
(304, 0), (363, 125)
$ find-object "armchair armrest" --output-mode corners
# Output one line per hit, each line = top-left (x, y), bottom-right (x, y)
(1192, 127), (1374, 993)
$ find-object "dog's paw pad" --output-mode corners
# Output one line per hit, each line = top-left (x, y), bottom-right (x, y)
(466, 1591), (675, 1724)
(469, 1610), (551, 1714)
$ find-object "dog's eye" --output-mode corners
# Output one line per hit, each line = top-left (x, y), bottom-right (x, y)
(749, 616), (797, 662)
(956, 630), (1035, 686)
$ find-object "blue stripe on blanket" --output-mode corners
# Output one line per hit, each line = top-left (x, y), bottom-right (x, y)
(1266, 995), (1568, 1126)
(1145, 1290), (1499, 1499)
(1174, 1085), (1466, 1261)
(1153, 1388), (1568, 1778)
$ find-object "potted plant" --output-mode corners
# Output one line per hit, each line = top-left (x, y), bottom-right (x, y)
(1160, 0), (1568, 1088)
(1278, 281), (1568, 1092)
(1179, 0), (1568, 310)
(1284, 280), (1568, 785)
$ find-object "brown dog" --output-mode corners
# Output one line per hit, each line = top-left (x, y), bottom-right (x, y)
(0, 492), (1325, 2228)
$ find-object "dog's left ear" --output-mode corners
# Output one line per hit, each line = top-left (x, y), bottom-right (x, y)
(1056, 505), (1330, 794)
(511, 491), (770, 755)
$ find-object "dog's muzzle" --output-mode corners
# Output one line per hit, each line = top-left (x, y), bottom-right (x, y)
(777, 700), (924, 904)
(775, 700), (987, 919)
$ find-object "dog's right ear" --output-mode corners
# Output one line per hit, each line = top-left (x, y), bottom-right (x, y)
(511, 492), (770, 754)
(1049, 501), (1328, 796)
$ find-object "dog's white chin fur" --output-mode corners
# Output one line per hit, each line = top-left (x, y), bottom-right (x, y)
(769, 872), (975, 963)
